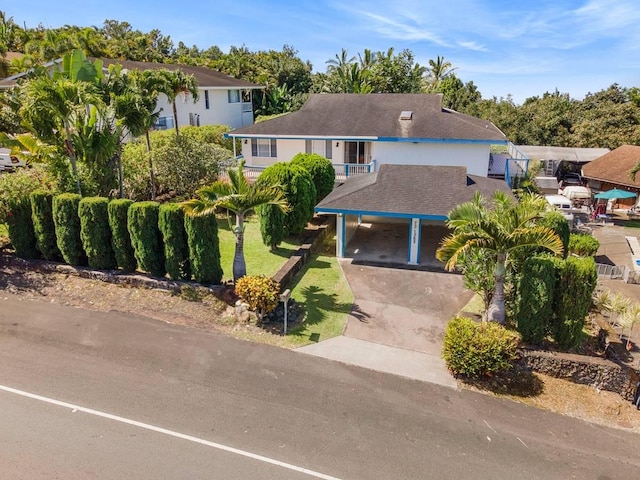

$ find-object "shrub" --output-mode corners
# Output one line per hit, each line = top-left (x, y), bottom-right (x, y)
(79, 197), (116, 270)
(290, 153), (336, 202)
(551, 256), (598, 349)
(568, 233), (600, 257)
(30, 190), (60, 261)
(127, 201), (165, 277)
(108, 199), (137, 271)
(515, 255), (556, 344)
(235, 275), (281, 320)
(158, 203), (190, 280)
(257, 162), (316, 238)
(184, 211), (222, 284)
(0, 164), (48, 224)
(257, 203), (286, 249)
(52, 193), (85, 265)
(443, 316), (520, 378)
(539, 211), (570, 258)
(5, 198), (38, 258)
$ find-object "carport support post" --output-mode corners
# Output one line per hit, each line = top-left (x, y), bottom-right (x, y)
(336, 213), (345, 258)
(408, 218), (421, 265)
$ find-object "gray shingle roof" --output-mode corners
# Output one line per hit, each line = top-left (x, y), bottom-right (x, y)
(316, 164), (513, 218)
(229, 94), (506, 142)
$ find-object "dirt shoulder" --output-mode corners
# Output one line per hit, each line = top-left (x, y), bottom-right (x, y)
(1, 255), (639, 433)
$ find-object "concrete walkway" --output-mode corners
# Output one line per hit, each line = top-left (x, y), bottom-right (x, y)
(298, 260), (472, 389)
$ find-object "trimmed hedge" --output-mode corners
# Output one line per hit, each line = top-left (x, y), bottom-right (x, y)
(127, 201), (165, 277)
(79, 197), (116, 270)
(184, 211), (222, 284)
(551, 256), (598, 349)
(108, 199), (137, 271)
(568, 233), (600, 257)
(257, 162), (316, 237)
(258, 203), (286, 249)
(159, 203), (190, 280)
(443, 316), (520, 377)
(30, 191), (60, 261)
(290, 153), (336, 202)
(515, 255), (556, 344)
(5, 198), (38, 259)
(53, 193), (85, 266)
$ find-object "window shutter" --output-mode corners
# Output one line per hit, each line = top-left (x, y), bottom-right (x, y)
(325, 140), (332, 159)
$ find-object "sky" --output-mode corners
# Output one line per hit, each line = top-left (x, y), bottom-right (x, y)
(5, 0), (639, 104)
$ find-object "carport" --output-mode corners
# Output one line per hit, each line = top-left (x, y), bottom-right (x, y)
(316, 164), (513, 267)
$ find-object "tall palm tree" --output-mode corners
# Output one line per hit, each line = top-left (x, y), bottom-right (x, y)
(426, 55), (456, 91)
(436, 191), (564, 323)
(181, 161), (288, 282)
(155, 69), (199, 138)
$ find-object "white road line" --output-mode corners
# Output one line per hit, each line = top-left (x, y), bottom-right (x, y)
(0, 384), (343, 480)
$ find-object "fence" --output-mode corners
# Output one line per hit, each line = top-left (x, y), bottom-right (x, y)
(596, 263), (640, 284)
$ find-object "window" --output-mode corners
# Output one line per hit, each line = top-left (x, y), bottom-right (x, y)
(154, 116), (174, 131)
(228, 89), (240, 103)
(251, 139), (277, 158)
(204, 90), (210, 109)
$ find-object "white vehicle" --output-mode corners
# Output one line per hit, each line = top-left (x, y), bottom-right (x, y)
(545, 194), (574, 224)
(0, 149), (25, 173)
(559, 185), (591, 206)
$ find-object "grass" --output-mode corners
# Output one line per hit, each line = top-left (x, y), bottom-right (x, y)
(0, 223), (7, 238)
(233, 239), (354, 349)
(217, 214), (298, 281)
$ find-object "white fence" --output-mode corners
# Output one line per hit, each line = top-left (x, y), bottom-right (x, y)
(596, 263), (640, 284)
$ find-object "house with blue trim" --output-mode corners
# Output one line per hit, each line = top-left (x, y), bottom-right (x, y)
(228, 93), (522, 266)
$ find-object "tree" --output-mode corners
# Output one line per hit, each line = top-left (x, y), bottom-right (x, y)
(425, 55), (456, 91)
(181, 161), (288, 282)
(436, 191), (564, 323)
(154, 69), (199, 138)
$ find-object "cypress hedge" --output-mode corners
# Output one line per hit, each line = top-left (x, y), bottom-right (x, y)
(52, 193), (85, 266)
(257, 163), (316, 237)
(158, 203), (190, 280)
(127, 201), (165, 277)
(30, 190), (60, 261)
(551, 256), (598, 349)
(79, 197), (116, 270)
(257, 203), (286, 250)
(515, 255), (556, 344)
(538, 211), (570, 259)
(6, 198), (38, 259)
(108, 199), (137, 271)
(290, 153), (336, 202)
(184, 211), (222, 284)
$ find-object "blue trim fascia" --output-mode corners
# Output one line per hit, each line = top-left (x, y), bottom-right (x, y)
(377, 137), (507, 145)
(225, 134), (378, 141)
(315, 207), (447, 221)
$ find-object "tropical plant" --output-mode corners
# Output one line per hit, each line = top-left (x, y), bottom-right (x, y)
(154, 69), (199, 138)
(290, 153), (336, 202)
(436, 191), (564, 323)
(181, 161), (288, 282)
(235, 275), (281, 322)
(620, 303), (640, 350)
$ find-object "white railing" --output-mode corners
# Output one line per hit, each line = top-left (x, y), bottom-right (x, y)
(596, 263), (625, 279)
(333, 161), (375, 180)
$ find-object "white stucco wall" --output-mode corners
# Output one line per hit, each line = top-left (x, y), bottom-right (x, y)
(371, 142), (491, 177)
(155, 89), (254, 131)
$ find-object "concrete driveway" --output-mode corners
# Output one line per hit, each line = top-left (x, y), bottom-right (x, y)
(340, 261), (473, 355)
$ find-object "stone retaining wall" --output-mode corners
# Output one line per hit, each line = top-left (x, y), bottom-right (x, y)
(519, 348), (640, 401)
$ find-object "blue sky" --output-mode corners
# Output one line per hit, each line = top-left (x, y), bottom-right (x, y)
(5, 0), (639, 104)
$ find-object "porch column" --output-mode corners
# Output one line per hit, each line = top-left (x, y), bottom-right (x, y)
(336, 213), (345, 258)
(408, 218), (421, 265)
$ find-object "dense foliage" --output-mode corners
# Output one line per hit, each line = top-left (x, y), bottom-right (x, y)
(5, 197), (38, 258)
(568, 233), (600, 257)
(158, 203), (190, 280)
(514, 255), (556, 344)
(290, 153), (336, 202)
(257, 163), (315, 237)
(52, 193), (84, 265)
(107, 198), (137, 271)
(79, 197), (116, 269)
(127, 201), (165, 276)
(184, 211), (222, 284)
(30, 190), (59, 261)
(442, 316), (520, 378)
(235, 275), (281, 320)
(537, 212), (570, 259)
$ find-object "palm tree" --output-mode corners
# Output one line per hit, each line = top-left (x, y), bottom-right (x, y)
(155, 69), (199, 138)
(426, 55), (457, 91)
(436, 191), (564, 323)
(181, 161), (288, 282)
(326, 48), (355, 72)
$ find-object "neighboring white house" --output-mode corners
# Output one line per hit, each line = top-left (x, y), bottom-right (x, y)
(0, 58), (263, 130)
(227, 93), (528, 182)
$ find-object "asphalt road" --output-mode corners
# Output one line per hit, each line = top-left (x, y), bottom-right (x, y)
(0, 292), (638, 480)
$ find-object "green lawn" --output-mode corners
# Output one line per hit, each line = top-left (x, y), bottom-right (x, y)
(217, 215), (298, 280)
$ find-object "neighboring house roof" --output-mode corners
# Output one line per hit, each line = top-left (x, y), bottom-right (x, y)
(582, 145), (640, 188)
(229, 93), (507, 143)
(516, 145), (610, 163)
(316, 164), (513, 219)
(0, 57), (262, 90)
(535, 176), (560, 191)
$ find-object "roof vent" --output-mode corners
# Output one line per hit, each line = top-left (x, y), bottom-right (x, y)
(399, 110), (413, 120)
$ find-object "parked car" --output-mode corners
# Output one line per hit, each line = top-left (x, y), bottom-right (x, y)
(0, 150), (25, 173)
(559, 173), (584, 187)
